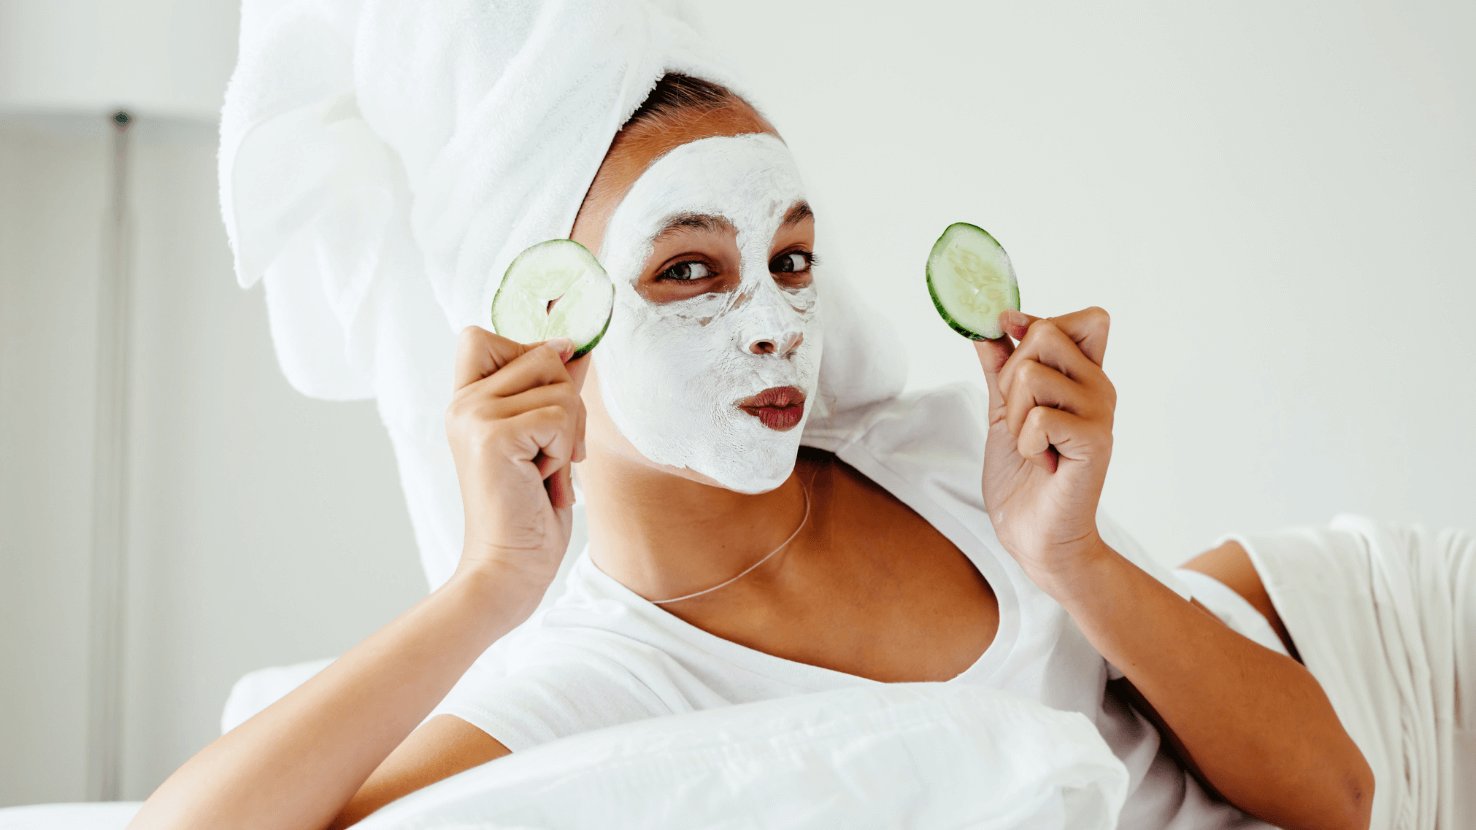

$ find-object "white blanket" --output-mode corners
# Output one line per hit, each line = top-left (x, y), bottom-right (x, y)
(354, 683), (1129, 830)
(1221, 515), (1476, 830)
(0, 803), (140, 830)
(0, 688), (1125, 830)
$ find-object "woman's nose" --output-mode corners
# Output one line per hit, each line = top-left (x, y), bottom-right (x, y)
(749, 330), (804, 357)
(739, 270), (808, 357)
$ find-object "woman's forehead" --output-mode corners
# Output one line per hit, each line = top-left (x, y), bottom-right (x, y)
(599, 134), (808, 268)
(573, 105), (780, 250)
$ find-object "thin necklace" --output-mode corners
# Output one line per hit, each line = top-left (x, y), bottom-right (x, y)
(650, 482), (811, 605)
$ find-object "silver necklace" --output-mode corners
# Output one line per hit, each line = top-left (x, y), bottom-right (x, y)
(650, 482), (812, 605)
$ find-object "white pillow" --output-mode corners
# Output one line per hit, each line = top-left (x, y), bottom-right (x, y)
(220, 657), (335, 734)
(0, 802), (142, 830)
(356, 683), (1127, 830)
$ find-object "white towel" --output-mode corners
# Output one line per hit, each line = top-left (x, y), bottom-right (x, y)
(219, 0), (907, 588)
(1220, 516), (1476, 829)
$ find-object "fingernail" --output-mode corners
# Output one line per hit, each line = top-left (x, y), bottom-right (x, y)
(576, 438), (587, 462)
(545, 337), (576, 361)
(1003, 310), (1027, 328)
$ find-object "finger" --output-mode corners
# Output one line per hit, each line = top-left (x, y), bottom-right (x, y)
(1000, 319), (1107, 400)
(453, 326), (545, 392)
(573, 394), (587, 464)
(1027, 307), (1110, 367)
(545, 462), (574, 512)
(1017, 406), (1110, 472)
(972, 335), (1017, 417)
(564, 352), (592, 396)
(501, 405), (577, 478)
(998, 309), (1040, 342)
(467, 344), (573, 401)
(534, 337), (577, 363)
(479, 382), (578, 424)
(1004, 360), (1088, 438)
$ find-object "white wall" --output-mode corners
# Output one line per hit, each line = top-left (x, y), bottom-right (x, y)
(705, 0), (1476, 562)
(0, 0), (239, 119)
(1, 0), (1473, 811)
(0, 115), (106, 807)
(0, 115), (424, 807)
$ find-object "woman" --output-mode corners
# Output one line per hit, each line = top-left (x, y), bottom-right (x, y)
(132, 67), (1377, 830)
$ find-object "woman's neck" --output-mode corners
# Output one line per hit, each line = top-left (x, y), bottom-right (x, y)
(575, 443), (811, 603)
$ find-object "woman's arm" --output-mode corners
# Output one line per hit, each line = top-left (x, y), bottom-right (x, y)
(129, 330), (589, 830)
(973, 308), (1372, 830)
(331, 715), (509, 828)
(129, 569), (524, 830)
(1051, 539), (1370, 830)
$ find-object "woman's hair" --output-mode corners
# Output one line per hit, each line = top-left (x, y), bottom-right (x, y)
(576, 73), (755, 226)
(622, 72), (746, 134)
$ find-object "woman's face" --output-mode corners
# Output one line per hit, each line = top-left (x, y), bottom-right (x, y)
(571, 105), (820, 493)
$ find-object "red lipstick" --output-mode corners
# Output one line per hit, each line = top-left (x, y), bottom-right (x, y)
(738, 386), (807, 431)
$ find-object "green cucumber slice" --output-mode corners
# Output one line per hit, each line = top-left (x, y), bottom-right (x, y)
(490, 239), (614, 357)
(926, 222), (1020, 341)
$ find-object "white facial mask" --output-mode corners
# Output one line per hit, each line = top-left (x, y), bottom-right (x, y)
(594, 133), (821, 494)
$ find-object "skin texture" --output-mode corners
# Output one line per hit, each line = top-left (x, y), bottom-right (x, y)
(127, 101), (1371, 830)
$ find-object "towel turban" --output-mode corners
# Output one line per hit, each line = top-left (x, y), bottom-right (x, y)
(220, 0), (907, 587)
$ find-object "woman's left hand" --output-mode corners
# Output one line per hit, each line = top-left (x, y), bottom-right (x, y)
(973, 307), (1117, 595)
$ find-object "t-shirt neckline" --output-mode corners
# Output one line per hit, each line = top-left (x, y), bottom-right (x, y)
(574, 444), (1019, 691)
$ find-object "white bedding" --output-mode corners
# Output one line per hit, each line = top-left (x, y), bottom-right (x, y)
(1224, 516), (1476, 830)
(1, 685), (1125, 830)
(355, 683), (1127, 830)
(0, 803), (141, 830)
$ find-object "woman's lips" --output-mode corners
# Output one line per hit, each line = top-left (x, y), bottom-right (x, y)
(738, 386), (807, 432)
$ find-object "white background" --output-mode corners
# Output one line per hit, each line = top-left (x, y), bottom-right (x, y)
(0, 115), (425, 805)
(700, 1), (1476, 560)
(1, 0), (1473, 809)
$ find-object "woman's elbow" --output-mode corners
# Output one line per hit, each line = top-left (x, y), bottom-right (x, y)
(1323, 755), (1374, 830)
(1275, 744), (1373, 830)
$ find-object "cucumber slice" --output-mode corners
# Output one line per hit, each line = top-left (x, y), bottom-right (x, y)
(926, 222), (1020, 341)
(490, 239), (614, 357)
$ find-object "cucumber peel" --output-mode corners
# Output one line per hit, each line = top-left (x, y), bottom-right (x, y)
(926, 222), (1020, 340)
(490, 239), (614, 357)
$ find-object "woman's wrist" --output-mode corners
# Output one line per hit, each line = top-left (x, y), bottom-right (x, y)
(1019, 536), (1122, 606)
(447, 553), (557, 629)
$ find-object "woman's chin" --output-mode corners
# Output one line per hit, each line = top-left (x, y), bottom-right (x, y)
(693, 450), (800, 495)
(621, 413), (807, 495)
(635, 452), (793, 495)
(714, 474), (791, 496)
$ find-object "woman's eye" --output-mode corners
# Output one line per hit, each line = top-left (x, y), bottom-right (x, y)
(658, 261), (712, 282)
(770, 252), (813, 274)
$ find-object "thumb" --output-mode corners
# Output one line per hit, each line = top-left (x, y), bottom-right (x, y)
(563, 351), (592, 396)
(972, 312), (1019, 415)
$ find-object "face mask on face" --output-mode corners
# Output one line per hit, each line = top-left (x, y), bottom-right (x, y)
(593, 133), (822, 494)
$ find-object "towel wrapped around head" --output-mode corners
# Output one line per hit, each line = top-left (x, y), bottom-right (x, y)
(219, 0), (907, 588)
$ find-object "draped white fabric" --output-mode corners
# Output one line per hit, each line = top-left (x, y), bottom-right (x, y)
(218, 0), (907, 587)
(1222, 516), (1476, 829)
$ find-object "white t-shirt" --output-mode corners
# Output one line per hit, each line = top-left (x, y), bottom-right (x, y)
(434, 384), (1272, 830)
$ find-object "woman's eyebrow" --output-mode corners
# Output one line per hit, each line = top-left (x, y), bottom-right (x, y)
(652, 212), (735, 243)
(780, 201), (813, 228)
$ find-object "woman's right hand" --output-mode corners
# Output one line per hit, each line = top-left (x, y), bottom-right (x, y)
(129, 324), (586, 830)
(444, 326), (589, 616)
